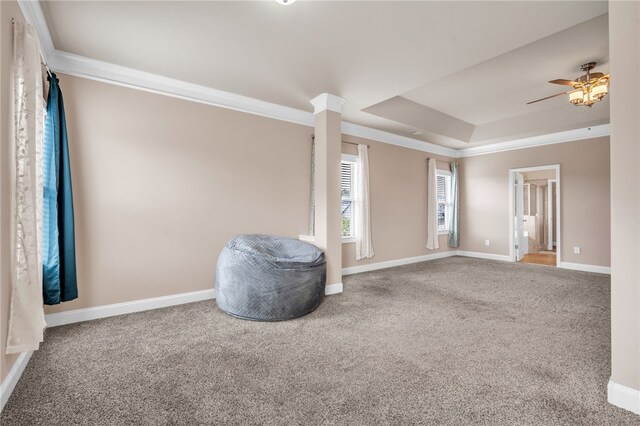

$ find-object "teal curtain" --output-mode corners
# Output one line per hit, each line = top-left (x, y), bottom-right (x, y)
(43, 73), (78, 305)
(448, 162), (459, 248)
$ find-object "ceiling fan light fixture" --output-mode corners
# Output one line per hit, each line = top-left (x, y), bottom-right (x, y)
(569, 90), (584, 105)
(569, 82), (609, 107)
(274, 0), (297, 5)
(591, 84), (608, 100)
(528, 62), (609, 107)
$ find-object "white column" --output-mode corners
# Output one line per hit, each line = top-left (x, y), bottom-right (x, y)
(608, 0), (640, 415)
(310, 93), (345, 291)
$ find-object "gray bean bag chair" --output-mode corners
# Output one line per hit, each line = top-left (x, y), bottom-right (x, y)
(215, 234), (326, 321)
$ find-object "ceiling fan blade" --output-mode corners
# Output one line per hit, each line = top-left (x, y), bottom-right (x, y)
(526, 90), (573, 105)
(549, 79), (577, 86)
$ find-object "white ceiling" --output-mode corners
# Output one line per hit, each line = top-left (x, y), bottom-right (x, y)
(401, 14), (609, 126)
(40, 0), (610, 148)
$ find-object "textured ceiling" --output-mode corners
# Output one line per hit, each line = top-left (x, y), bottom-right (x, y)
(40, 0), (610, 148)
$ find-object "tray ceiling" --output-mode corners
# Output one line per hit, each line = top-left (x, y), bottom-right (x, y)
(40, 0), (609, 148)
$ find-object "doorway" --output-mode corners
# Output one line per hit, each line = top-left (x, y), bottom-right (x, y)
(509, 165), (560, 267)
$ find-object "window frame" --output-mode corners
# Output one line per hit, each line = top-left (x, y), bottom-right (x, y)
(341, 154), (358, 243)
(436, 169), (452, 235)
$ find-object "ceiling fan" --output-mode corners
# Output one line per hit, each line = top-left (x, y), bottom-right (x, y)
(527, 62), (610, 107)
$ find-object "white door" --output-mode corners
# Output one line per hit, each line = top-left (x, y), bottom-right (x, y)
(515, 172), (527, 261)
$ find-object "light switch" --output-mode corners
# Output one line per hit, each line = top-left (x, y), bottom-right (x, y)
(485, 240), (490, 246)
(574, 246), (581, 254)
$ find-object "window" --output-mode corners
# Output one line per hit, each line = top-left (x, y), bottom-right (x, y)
(437, 170), (452, 233)
(341, 155), (357, 240)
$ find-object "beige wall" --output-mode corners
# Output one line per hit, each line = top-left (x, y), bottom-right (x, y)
(0, 0), (24, 384)
(609, 1), (640, 393)
(44, 75), (457, 314)
(341, 135), (456, 269)
(459, 137), (611, 267)
(43, 74), (313, 314)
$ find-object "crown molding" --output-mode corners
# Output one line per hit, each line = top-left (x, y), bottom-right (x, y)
(49, 50), (316, 127)
(18, 0), (609, 159)
(49, 50), (459, 157)
(456, 124), (610, 157)
(45, 50), (609, 159)
(310, 93), (346, 114)
(341, 121), (458, 157)
(17, 0), (54, 59)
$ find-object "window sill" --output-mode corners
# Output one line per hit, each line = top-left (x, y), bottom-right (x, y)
(301, 235), (356, 244)
(438, 231), (449, 236)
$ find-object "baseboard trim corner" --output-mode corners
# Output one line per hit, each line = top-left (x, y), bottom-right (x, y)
(559, 262), (611, 274)
(0, 351), (33, 413)
(456, 251), (512, 262)
(342, 251), (457, 276)
(325, 282), (343, 295)
(608, 379), (640, 415)
(45, 288), (216, 328)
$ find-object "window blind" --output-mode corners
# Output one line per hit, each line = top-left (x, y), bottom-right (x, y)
(341, 162), (353, 199)
(436, 173), (449, 231)
(341, 160), (356, 237)
(437, 175), (446, 203)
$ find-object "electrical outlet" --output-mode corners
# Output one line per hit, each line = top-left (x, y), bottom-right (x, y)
(574, 246), (581, 254)
(485, 240), (490, 246)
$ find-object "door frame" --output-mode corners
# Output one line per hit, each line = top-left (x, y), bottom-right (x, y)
(508, 164), (561, 266)
(547, 179), (556, 251)
(515, 172), (527, 261)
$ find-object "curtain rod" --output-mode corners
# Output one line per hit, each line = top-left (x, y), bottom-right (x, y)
(11, 17), (52, 78)
(311, 135), (370, 148)
(427, 158), (457, 166)
(342, 140), (370, 148)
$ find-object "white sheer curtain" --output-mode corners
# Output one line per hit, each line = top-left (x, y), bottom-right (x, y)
(354, 144), (374, 260)
(6, 21), (47, 354)
(426, 158), (439, 250)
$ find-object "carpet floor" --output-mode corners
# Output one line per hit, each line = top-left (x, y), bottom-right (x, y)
(2, 257), (638, 425)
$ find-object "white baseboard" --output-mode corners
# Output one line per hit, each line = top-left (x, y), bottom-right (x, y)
(0, 351), (33, 413)
(608, 379), (640, 415)
(45, 288), (216, 328)
(342, 251), (457, 276)
(456, 251), (512, 262)
(457, 252), (611, 274)
(45, 280), (344, 328)
(325, 282), (343, 295)
(342, 250), (606, 277)
(559, 262), (611, 275)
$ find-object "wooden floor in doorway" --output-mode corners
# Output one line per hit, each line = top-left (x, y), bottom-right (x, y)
(521, 252), (556, 266)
